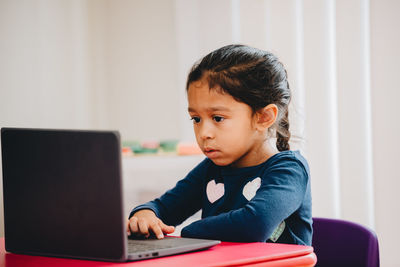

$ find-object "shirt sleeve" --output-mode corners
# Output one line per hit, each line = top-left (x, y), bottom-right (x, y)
(181, 157), (310, 242)
(129, 158), (210, 227)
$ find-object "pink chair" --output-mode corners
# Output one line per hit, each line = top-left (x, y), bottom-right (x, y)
(312, 217), (380, 267)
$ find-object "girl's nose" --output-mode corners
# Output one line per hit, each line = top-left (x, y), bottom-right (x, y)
(198, 122), (214, 140)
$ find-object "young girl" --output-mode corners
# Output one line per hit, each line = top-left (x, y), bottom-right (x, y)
(127, 44), (312, 245)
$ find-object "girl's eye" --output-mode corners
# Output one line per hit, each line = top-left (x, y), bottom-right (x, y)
(213, 116), (225, 122)
(191, 117), (201, 123)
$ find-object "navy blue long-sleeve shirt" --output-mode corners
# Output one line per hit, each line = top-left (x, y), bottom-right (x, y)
(130, 150), (312, 245)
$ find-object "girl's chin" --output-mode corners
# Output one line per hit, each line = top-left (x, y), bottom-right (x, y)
(208, 158), (233, 167)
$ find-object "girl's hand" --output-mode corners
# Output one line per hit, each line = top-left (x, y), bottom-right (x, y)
(127, 209), (175, 239)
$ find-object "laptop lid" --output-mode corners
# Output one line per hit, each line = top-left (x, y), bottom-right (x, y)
(1, 128), (128, 261)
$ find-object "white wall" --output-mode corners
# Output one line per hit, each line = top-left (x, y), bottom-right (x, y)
(0, 0), (92, 129)
(87, 0), (182, 141)
(370, 0), (400, 265)
(0, 0), (183, 140)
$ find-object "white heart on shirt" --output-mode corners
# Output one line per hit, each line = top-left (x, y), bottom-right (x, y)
(242, 177), (261, 201)
(206, 180), (225, 203)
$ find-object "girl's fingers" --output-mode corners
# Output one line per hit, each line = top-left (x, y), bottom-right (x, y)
(160, 222), (175, 234)
(129, 216), (139, 234)
(126, 219), (131, 235)
(128, 213), (171, 239)
(150, 223), (164, 239)
(138, 219), (150, 237)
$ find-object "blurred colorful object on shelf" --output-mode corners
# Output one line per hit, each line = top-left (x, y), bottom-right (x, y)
(159, 140), (179, 152)
(122, 140), (157, 154)
(122, 140), (141, 152)
(122, 147), (133, 156)
(141, 140), (159, 149)
(177, 142), (202, 155)
(138, 140), (159, 154)
(121, 140), (202, 156)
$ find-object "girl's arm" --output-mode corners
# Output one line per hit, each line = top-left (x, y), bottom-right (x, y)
(129, 158), (210, 227)
(180, 158), (310, 243)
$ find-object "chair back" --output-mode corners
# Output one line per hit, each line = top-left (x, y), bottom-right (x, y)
(312, 217), (379, 267)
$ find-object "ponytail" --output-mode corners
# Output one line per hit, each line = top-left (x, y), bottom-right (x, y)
(276, 108), (290, 151)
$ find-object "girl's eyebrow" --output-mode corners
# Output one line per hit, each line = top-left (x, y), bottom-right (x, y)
(188, 106), (231, 113)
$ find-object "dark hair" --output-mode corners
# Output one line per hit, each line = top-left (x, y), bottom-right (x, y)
(186, 44), (291, 151)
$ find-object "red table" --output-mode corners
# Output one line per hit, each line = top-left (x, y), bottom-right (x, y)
(0, 238), (317, 267)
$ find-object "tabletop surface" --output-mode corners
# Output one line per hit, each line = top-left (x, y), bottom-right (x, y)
(0, 238), (316, 267)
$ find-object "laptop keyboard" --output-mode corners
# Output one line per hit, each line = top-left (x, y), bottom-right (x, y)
(127, 238), (176, 253)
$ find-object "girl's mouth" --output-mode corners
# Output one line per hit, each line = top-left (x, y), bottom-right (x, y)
(204, 148), (219, 158)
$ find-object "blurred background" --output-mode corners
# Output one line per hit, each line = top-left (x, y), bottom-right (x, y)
(0, 0), (399, 266)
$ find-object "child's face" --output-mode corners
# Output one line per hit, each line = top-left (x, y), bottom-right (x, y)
(188, 79), (268, 168)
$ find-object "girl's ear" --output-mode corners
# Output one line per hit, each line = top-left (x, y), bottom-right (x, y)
(255, 104), (278, 131)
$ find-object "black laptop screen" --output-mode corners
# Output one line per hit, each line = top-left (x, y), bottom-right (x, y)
(1, 128), (127, 261)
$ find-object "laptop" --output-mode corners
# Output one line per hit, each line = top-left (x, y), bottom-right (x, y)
(1, 127), (220, 262)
